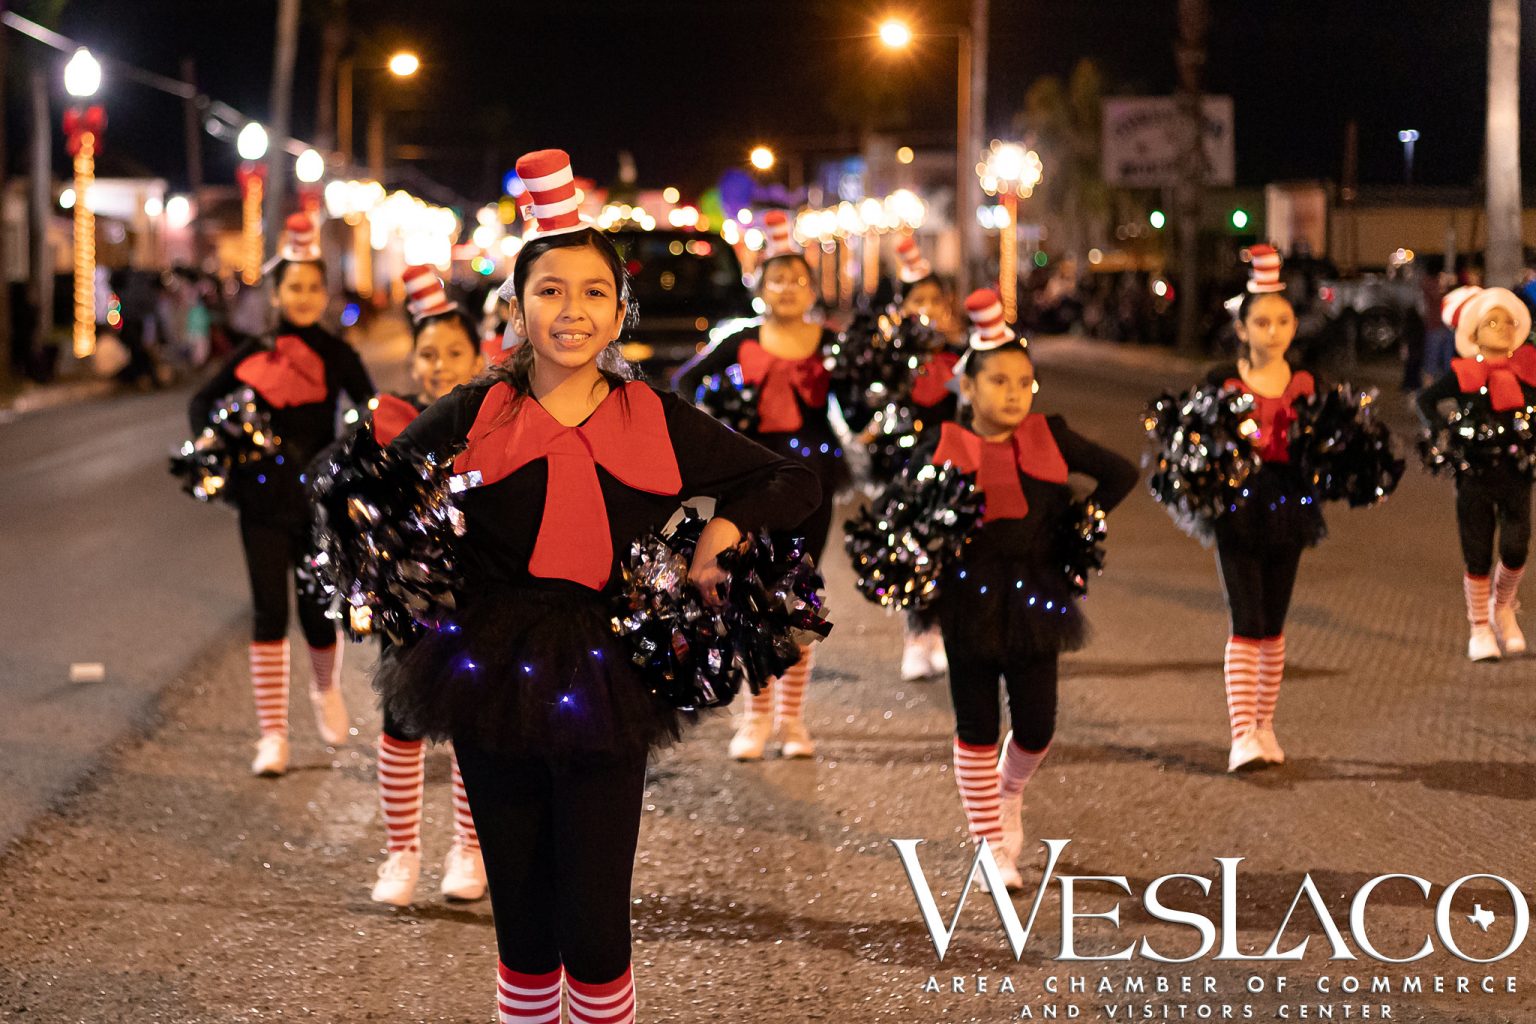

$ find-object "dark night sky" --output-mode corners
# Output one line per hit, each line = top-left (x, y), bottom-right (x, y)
(13, 0), (1535, 202)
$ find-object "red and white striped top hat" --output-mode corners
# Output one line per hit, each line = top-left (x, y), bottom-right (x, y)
(762, 210), (798, 259)
(516, 149), (588, 238)
(402, 265), (458, 322)
(278, 213), (321, 264)
(964, 288), (1016, 348)
(896, 236), (933, 284)
(1441, 285), (1480, 333)
(1246, 244), (1286, 293)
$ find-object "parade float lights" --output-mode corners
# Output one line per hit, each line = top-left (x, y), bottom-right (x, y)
(979, 139), (1043, 321)
(791, 189), (928, 246)
(64, 46), (102, 358)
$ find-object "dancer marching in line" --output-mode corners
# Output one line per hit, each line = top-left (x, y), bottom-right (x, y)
(187, 214), (373, 776)
(1416, 284), (1536, 661)
(672, 211), (842, 761)
(379, 150), (819, 1024)
(365, 267), (488, 905)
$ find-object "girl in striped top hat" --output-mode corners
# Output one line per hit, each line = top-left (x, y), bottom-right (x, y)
(672, 209), (844, 763)
(188, 212), (374, 777)
(924, 288), (1137, 891)
(377, 149), (819, 1024)
(1415, 284), (1536, 662)
(365, 266), (487, 906)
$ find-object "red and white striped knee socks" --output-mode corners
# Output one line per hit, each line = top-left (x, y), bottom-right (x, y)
(496, 963), (562, 1024)
(1223, 636), (1260, 740)
(249, 639), (289, 737)
(1465, 573), (1492, 626)
(1256, 635), (1285, 730)
(952, 739), (1003, 849)
(307, 638), (341, 692)
(567, 965), (636, 1024)
(450, 752), (479, 851)
(1493, 563), (1524, 610)
(998, 739), (1048, 799)
(772, 644), (813, 726)
(377, 734), (425, 853)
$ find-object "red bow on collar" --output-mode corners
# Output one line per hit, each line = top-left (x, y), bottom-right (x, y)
(931, 416), (1068, 522)
(910, 351), (960, 408)
(1452, 346), (1536, 412)
(372, 394), (422, 446)
(454, 381), (682, 590)
(737, 340), (830, 433)
(234, 335), (328, 408)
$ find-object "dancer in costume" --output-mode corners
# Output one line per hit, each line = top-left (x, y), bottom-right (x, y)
(379, 150), (819, 1023)
(187, 213), (373, 776)
(1416, 285), (1536, 661)
(672, 210), (842, 761)
(368, 267), (488, 905)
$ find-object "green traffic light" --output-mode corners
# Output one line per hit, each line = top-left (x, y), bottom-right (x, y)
(1230, 208), (1250, 230)
(1149, 210), (1166, 230)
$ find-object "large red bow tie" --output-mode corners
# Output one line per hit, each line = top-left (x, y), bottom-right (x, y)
(932, 416), (1068, 521)
(454, 381), (682, 590)
(234, 335), (328, 408)
(737, 340), (830, 433)
(372, 394), (422, 446)
(1454, 348), (1536, 412)
(910, 351), (959, 409)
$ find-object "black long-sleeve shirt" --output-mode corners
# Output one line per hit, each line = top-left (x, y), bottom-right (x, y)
(390, 376), (822, 593)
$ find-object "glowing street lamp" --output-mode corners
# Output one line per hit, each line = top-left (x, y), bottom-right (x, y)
(749, 146), (776, 172)
(878, 18), (913, 48)
(978, 140), (1043, 322)
(388, 51), (420, 78)
(295, 148), (326, 183)
(63, 48), (104, 359)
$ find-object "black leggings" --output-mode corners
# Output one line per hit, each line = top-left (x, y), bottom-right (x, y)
(452, 740), (647, 983)
(945, 647), (1059, 751)
(1214, 537), (1305, 639)
(238, 514), (335, 646)
(1456, 473), (1532, 576)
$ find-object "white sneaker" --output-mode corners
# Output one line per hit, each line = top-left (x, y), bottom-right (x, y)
(310, 684), (350, 746)
(1227, 730), (1267, 773)
(1469, 624), (1502, 662)
(928, 635), (949, 677)
(973, 838), (1024, 894)
(441, 842), (487, 902)
(1491, 601), (1526, 655)
(728, 713), (774, 761)
(900, 638), (933, 681)
(995, 732), (1024, 866)
(250, 734), (289, 777)
(778, 718), (817, 759)
(371, 848), (421, 907)
(1255, 725), (1286, 765)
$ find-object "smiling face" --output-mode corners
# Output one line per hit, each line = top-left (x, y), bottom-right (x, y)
(274, 262), (328, 328)
(513, 244), (627, 371)
(959, 346), (1036, 435)
(759, 256), (815, 320)
(412, 318), (483, 402)
(1235, 293), (1296, 363)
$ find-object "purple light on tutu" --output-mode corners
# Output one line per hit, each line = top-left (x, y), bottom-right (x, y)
(589, 649), (602, 659)
(441, 622), (461, 634)
(1028, 596), (1036, 606)
(789, 438), (800, 448)
(522, 663), (534, 675)
(299, 473), (307, 484)
(275, 455), (285, 465)
(1045, 601), (1054, 610)
(560, 694), (574, 707)
(979, 585), (988, 594)
(819, 443), (829, 454)
(958, 570), (967, 579)
(460, 657), (477, 671)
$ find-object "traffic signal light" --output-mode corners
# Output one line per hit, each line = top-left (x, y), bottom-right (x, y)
(1149, 210), (1166, 229)
(1230, 208), (1250, 230)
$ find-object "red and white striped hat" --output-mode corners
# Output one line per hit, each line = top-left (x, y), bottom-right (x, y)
(278, 212), (321, 263)
(896, 236), (932, 284)
(762, 209), (798, 259)
(1246, 244), (1286, 293)
(516, 149), (588, 238)
(402, 265), (458, 322)
(964, 288), (1016, 348)
(1441, 285), (1481, 333)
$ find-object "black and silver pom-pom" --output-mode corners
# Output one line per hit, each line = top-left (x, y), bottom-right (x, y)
(1143, 385), (1261, 541)
(611, 510), (832, 710)
(844, 461), (985, 611)
(827, 311), (944, 414)
(1293, 384), (1404, 507)
(1056, 499), (1109, 598)
(1419, 400), (1536, 479)
(307, 427), (464, 644)
(168, 387), (281, 504)
(694, 364), (760, 434)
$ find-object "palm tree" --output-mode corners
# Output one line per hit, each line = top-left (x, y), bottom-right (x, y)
(1014, 59), (1110, 263)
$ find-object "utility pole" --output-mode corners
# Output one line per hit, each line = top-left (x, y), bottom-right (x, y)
(29, 67), (52, 371)
(962, 0), (989, 297)
(1485, 0), (1522, 287)
(1174, 0), (1209, 355)
(180, 57), (208, 268)
(263, 0), (301, 261)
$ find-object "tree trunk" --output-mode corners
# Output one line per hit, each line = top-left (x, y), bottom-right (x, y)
(1174, 0), (1209, 355)
(1486, 0), (1522, 288)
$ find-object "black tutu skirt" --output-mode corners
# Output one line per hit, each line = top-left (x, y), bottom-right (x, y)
(374, 582), (684, 759)
(934, 555), (1087, 663)
(1213, 463), (1327, 550)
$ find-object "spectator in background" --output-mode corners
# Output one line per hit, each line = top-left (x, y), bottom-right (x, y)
(1423, 271), (1455, 382)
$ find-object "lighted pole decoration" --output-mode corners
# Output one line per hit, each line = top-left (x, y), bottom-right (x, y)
(63, 47), (103, 359)
(977, 140), (1042, 322)
(236, 122), (269, 285)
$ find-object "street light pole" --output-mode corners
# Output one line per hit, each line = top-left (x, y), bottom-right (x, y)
(1486, 0), (1521, 288)
(956, 27), (973, 297)
(1397, 129), (1419, 185)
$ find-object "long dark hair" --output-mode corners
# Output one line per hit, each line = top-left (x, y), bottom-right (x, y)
(477, 228), (637, 416)
(411, 308), (479, 349)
